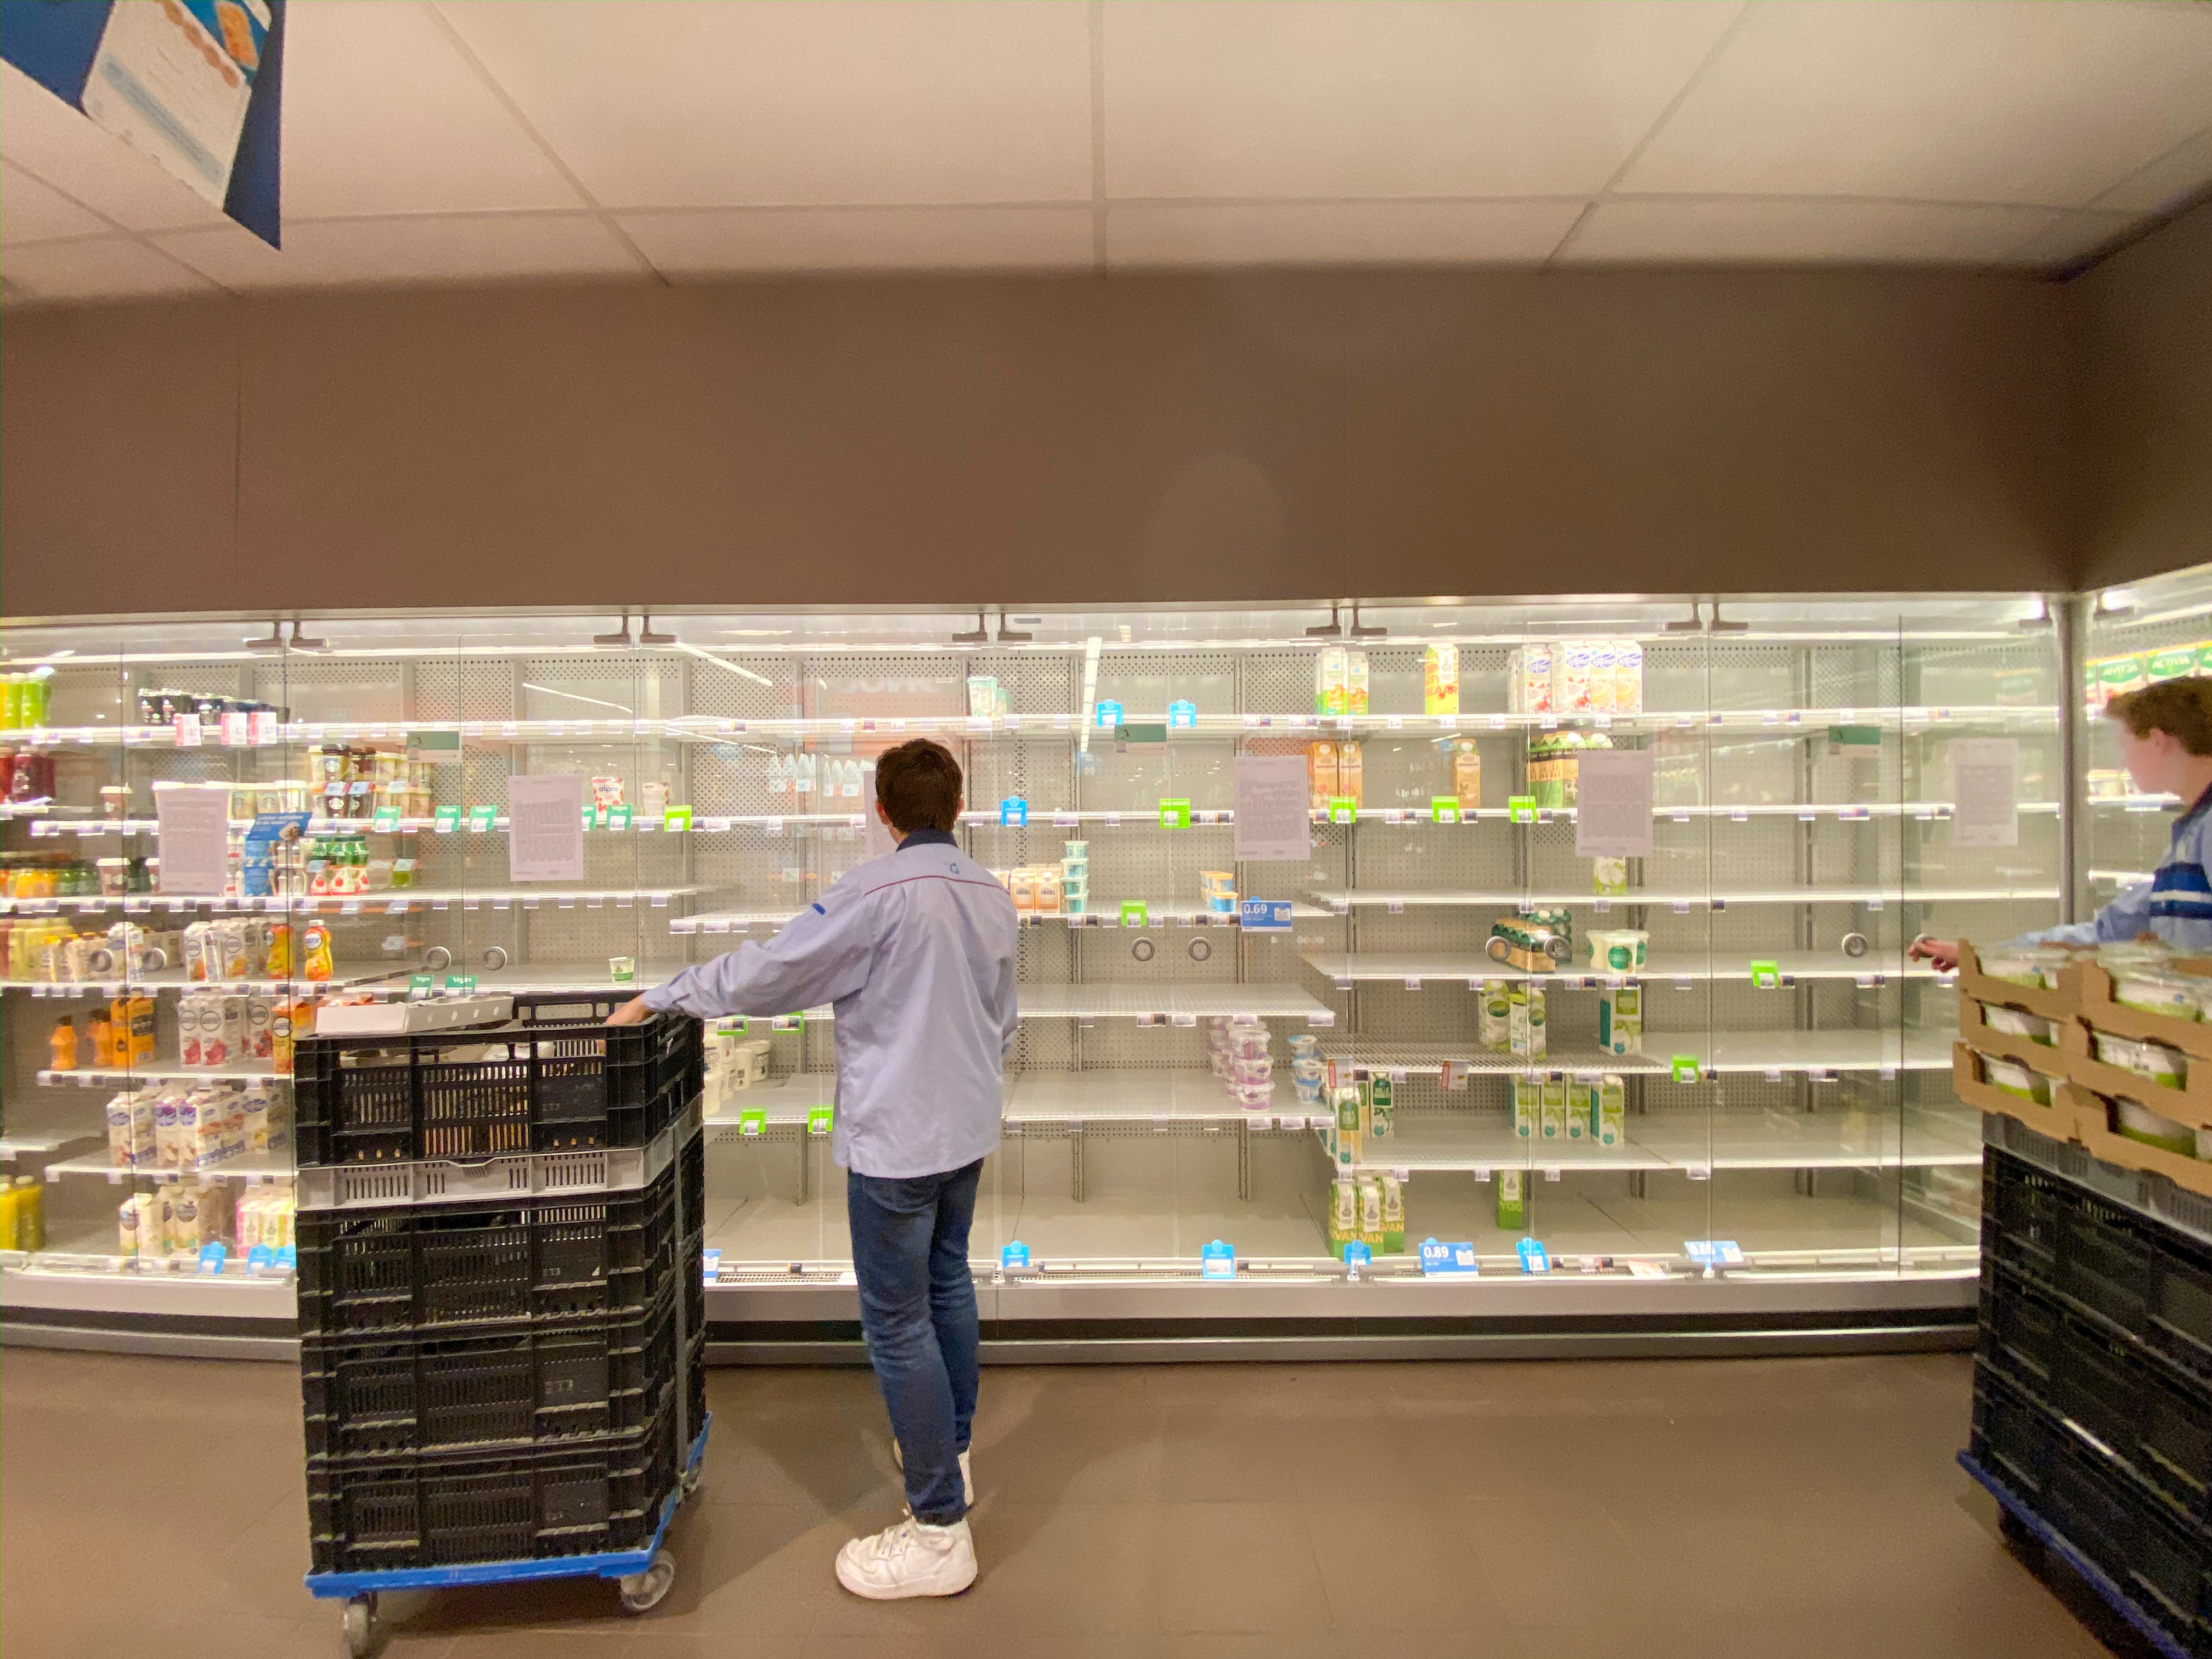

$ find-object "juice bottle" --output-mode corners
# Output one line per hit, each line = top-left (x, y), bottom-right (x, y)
(12, 1177), (44, 1251)
(0, 1181), (20, 1250)
(49, 1016), (78, 1072)
(84, 1007), (114, 1069)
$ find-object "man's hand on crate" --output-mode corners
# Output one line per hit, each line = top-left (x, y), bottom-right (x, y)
(607, 995), (653, 1026)
(1909, 937), (1960, 972)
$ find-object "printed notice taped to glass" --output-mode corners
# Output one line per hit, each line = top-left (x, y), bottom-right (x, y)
(506, 773), (586, 882)
(1949, 738), (2019, 848)
(156, 785), (230, 895)
(1232, 754), (1312, 862)
(1573, 748), (1655, 859)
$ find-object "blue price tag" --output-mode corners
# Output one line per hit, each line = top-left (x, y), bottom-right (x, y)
(276, 1244), (297, 1271)
(1167, 700), (1198, 728)
(1684, 1239), (1744, 1267)
(196, 1242), (228, 1276)
(246, 1244), (275, 1274)
(702, 1248), (723, 1285)
(1342, 1240), (1372, 1267)
(1000, 797), (1028, 827)
(1200, 1239), (1236, 1279)
(1000, 1240), (1030, 1268)
(1516, 1238), (1551, 1274)
(1420, 1238), (1481, 1276)
(1238, 898), (1293, 931)
(1095, 699), (1124, 728)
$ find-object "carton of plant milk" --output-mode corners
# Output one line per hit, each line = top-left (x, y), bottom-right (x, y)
(1308, 742), (1339, 809)
(1424, 644), (1460, 715)
(1380, 1174), (1404, 1253)
(1540, 1073), (1569, 1141)
(1480, 980), (1511, 1050)
(1316, 646), (1350, 715)
(1358, 1177), (1384, 1249)
(1599, 983), (1643, 1056)
(1363, 1075), (1394, 1143)
(1509, 983), (1547, 1060)
(1513, 1074), (1542, 1139)
(1595, 1074), (1626, 1148)
(1613, 639), (1644, 713)
(1565, 1074), (1595, 1141)
(1497, 1167), (1525, 1229)
(1345, 651), (1370, 715)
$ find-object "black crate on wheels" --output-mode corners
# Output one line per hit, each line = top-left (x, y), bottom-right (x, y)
(295, 1005), (701, 1166)
(1974, 1147), (2212, 1657)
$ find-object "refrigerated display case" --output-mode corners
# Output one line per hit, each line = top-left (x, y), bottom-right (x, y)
(0, 589), (2080, 1356)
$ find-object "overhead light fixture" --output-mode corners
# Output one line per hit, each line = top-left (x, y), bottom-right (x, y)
(593, 614), (635, 647)
(2016, 595), (2053, 629)
(2098, 589), (2138, 615)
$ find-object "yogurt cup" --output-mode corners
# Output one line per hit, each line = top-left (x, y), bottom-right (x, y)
(1977, 949), (2044, 988)
(2094, 1032), (2187, 1087)
(2113, 973), (2200, 1020)
(2117, 1098), (2197, 1156)
(1982, 1005), (2056, 1046)
(1983, 1057), (2051, 1104)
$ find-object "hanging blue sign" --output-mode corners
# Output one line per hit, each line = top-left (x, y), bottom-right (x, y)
(1, 0), (284, 246)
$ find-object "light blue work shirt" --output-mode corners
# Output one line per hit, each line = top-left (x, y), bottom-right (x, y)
(642, 830), (1018, 1178)
(2018, 785), (2212, 954)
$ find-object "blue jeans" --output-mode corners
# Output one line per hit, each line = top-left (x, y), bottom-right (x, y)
(847, 1158), (983, 1526)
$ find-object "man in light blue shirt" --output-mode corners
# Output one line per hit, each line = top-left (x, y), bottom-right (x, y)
(1914, 679), (2212, 968)
(610, 737), (1015, 1598)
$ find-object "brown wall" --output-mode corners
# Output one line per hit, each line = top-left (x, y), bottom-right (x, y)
(1, 266), (2091, 620)
(2074, 203), (2212, 591)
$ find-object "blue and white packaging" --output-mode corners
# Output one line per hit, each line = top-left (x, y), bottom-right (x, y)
(1168, 700), (1198, 727)
(1516, 1238), (1551, 1274)
(1200, 1238), (1237, 1279)
(1000, 1240), (1030, 1268)
(1095, 699), (1124, 727)
(1420, 1238), (1480, 1276)
(1238, 898), (1293, 930)
(1000, 797), (1028, 827)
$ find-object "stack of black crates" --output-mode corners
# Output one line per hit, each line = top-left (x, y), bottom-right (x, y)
(294, 995), (704, 1576)
(1974, 1124), (2212, 1657)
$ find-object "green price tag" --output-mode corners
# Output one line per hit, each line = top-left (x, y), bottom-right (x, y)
(467, 804), (498, 832)
(608, 804), (633, 831)
(806, 1105), (834, 1136)
(445, 973), (478, 994)
(1431, 796), (1460, 824)
(1158, 798), (1191, 828)
(771, 1013), (805, 1032)
(1750, 959), (1781, 990)
(584, 808), (600, 830)
(663, 805), (693, 832)
(408, 973), (434, 1000)
(1329, 796), (1357, 825)
(1121, 900), (1149, 927)
(371, 806), (402, 833)
(738, 1108), (768, 1138)
(1671, 1054), (1702, 1084)
(433, 804), (462, 833)
(1509, 796), (1537, 824)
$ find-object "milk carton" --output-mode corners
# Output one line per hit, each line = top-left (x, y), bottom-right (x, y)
(1513, 1074), (1542, 1139)
(1509, 643), (1554, 714)
(1599, 983), (1643, 1056)
(105, 1090), (155, 1168)
(1308, 741), (1339, 809)
(1424, 644), (1460, 716)
(1330, 1177), (1358, 1254)
(1565, 1074), (1594, 1141)
(1539, 1074), (1569, 1141)
(1363, 1075), (1393, 1143)
(1345, 651), (1370, 715)
(1595, 1074), (1626, 1148)
(1316, 646), (1350, 715)
(1554, 641), (1594, 713)
(1613, 640), (1644, 713)
(1587, 640), (1619, 713)
(1481, 980), (1511, 1051)
(1497, 1167), (1525, 1229)
(1358, 1177), (1384, 1249)
(1336, 741), (1363, 806)
(1509, 984), (1547, 1060)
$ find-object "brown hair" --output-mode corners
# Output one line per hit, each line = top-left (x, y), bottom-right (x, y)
(874, 738), (963, 833)
(2108, 679), (2212, 757)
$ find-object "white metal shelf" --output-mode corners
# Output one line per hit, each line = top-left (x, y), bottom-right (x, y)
(0, 885), (706, 918)
(1320, 1028), (1952, 1077)
(673, 900), (1326, 936)
(0, 1133), (87, 1162)
(1305, 883), (2061, 911)
(1301, 949), (1947, 986)
(43, 1150), (296, 1186)
(1364, 1105), (1982, 1176)
(2, 968), (397, 998)
(36, 1060), (285, 1086)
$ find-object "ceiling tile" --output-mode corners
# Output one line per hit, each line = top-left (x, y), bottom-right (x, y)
(279, 1), (587, 217)
(618, 206), (1093, 275)
(1997, 210), (2151, 273)
(2, 235), (220, 303)
(1556, 198), (2063, 266)
(2093, 123), (2212, 217)
(1102, 0), (1741, 200)
(1, 161), (114, 244)
(0, 63), (234, 233)
(151, 212), (645, 289)
(435, 0), (1093, 208)
(1620, 2), (2212, 208)
(1107, 200), (1584, 267)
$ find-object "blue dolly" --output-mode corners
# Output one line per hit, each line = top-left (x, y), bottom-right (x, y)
(307, 1415), (711, 1656)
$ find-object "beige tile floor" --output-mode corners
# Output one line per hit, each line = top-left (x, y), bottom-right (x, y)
(0, 1346), (2149, 1658)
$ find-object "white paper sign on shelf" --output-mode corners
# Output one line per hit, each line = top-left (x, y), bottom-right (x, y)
(1949, 738), (2019, 848)
(862, 805), (898, 861)
(1573, 749), (1655, 859)
(506, 774), (586, 883)
(155, 786), (229, 896)
(1232, 755), (1311, 862)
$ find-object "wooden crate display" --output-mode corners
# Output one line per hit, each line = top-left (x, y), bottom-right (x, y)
(1954, 941), (2075, 1025)
(2061, 1081), (2212, 1201)
(1952, 1041), (2083, 1143)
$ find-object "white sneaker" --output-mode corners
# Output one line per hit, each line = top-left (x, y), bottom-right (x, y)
(891, 1440), (974, 1506)
(834, 1515), (978, 1600)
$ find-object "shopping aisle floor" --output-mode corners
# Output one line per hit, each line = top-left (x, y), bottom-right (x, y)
(0, 1347), (2143, 1658)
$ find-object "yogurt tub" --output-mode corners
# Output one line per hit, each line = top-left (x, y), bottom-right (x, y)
(1982, 1057), (2051, 1104)
(1979, 947), (2053, 989)
(2094, 1032), (2188, 1087)
(1981, 1005), (2057, 1046)
(2117, 1098), (2198, 1156)
(2113, 973), (2200, 1019)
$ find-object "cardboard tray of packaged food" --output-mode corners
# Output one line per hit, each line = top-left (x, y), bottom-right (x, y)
(2058, 1081), (2212, 1202)
(1955, 941), (2078, 1025)
(2056, 1017), (2212, 1131)
(1952, 1042), (2085, 1144)
(2069, 961), (2212, 1063)
(1956, 995), (2072, 1079)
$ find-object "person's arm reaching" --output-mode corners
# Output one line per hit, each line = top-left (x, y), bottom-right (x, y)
(1909, 877), (2157, 973)
(607, 893), (877, 1025)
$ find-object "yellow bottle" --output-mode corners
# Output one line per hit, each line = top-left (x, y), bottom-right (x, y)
(0, 1181), (21, 1251)
(12, 1177), (44, 1251)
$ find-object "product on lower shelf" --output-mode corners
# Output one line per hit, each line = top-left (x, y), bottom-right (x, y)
(0, 1176), (44, 1251)
(1209, 1015), (1273, 1108)
(116, 1178), (294, 1262)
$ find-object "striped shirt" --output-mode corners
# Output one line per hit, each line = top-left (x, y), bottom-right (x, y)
(2022, 785), (2212, 953)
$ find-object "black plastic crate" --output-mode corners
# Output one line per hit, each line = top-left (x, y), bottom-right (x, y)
(295, 1002), (701, 1166)
(308, 1392), (679, 1575)
(1971, 1361), (2066, 1500)
(1987, 1151), (2212, 1384)
(302, 1280), (679, 1459)
(298, 1158), (680, 1334)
